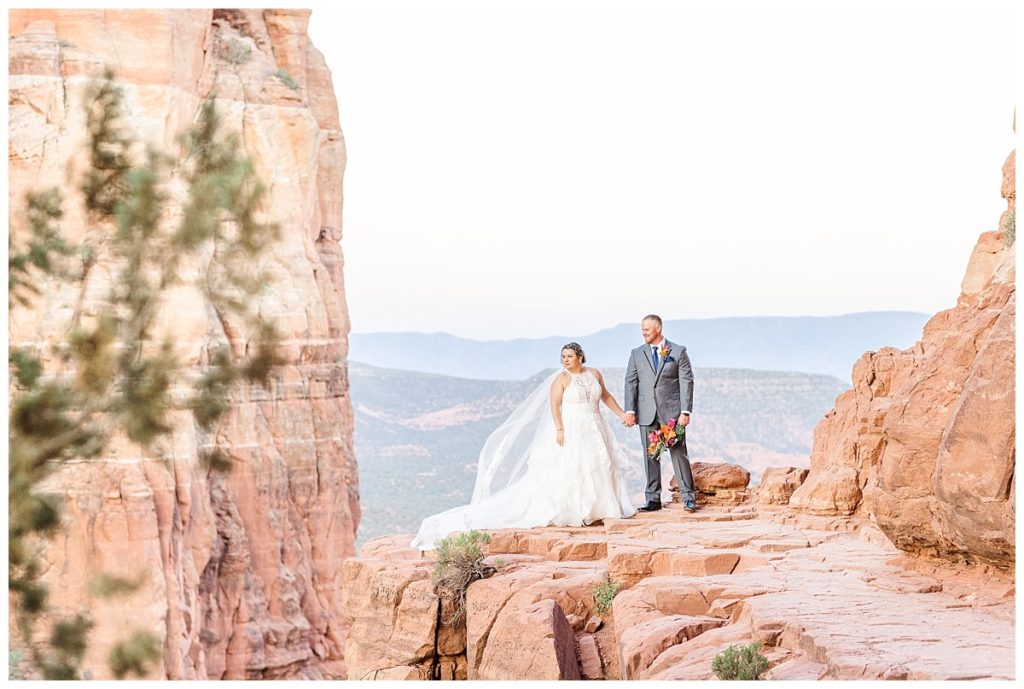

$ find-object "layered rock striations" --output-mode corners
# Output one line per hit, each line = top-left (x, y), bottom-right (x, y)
(8, 10), (357, 679)
(790, 148), (1015, 570)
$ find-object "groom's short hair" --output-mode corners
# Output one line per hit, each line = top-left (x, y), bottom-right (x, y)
(643, 314), (662, 327)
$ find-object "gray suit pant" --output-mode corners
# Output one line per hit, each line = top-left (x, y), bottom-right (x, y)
(640, 414), (695, 503)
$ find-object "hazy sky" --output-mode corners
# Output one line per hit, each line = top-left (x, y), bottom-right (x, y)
(312, 0), (1016, 339)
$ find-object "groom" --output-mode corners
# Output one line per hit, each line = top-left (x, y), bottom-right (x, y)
(623, 314), (696, 512)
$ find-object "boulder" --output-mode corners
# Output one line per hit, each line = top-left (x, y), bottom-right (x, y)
(671, 462), (751, 505)
(475, 599), (580, 680)
(756, 467), (810, 505)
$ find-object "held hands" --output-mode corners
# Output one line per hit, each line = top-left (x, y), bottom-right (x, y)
(619, 412), (685, 428)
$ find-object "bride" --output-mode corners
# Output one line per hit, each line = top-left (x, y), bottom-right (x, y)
(411, 342), (637, 549)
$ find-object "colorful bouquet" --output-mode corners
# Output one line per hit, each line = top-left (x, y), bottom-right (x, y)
(647, 417), (685, 459)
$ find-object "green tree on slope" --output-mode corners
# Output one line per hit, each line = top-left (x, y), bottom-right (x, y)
(9, 71), (282, 679)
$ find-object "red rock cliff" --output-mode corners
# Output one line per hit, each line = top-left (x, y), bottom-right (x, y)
(790, 148), (1015, 571)
(8, 9), (358, 678)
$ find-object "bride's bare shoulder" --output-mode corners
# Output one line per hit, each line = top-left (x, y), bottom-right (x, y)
(550, 370), (570, 391)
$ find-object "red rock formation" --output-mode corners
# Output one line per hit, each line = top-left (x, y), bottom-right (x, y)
(791, 149), (1015, 571)
(339, 537), (607, 680)
(339, 536), (455, 680)
(8, 10), (357, 679)
(343, 505), (1015, 680)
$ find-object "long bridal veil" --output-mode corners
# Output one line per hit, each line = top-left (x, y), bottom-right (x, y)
(471, 370), (562, 504)
(411, 369), (563, 549)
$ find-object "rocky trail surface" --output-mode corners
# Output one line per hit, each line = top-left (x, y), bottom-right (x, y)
(342, 498), (1015, 680)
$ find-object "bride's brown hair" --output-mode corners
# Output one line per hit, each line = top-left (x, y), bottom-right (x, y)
(561, 342), (586, 363)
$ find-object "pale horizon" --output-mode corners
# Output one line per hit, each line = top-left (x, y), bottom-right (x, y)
(350, 308), (930, 340)
(311, 0), (1016, 340)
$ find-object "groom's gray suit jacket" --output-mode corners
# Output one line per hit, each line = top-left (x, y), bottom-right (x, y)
(624, 340), (694, 427)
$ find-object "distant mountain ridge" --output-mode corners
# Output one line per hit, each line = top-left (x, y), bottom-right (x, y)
(350, 311), (930, 382)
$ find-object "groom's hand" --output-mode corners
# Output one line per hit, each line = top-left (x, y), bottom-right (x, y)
(623, 412), (636, 428)
(678, 413), (691, 427)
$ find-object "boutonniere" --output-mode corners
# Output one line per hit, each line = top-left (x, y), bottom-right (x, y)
(659, 345), (673, 363)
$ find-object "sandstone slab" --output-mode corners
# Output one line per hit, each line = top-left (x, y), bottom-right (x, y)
(475, 599), (580, 680)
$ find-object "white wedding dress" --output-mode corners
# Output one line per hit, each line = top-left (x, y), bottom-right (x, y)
(411, 368), (637, 550)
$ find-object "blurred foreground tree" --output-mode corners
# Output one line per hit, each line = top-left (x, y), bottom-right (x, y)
(9, 70), (282, 679)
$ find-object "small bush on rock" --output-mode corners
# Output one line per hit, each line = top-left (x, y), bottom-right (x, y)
(9, 650), (26, 680)
(712, 641), (769, 680)
(592, 577), (621, 615)
(432, 530), (495, 625)
(226, 38), (252, 65)
(275, 68), (300, 90)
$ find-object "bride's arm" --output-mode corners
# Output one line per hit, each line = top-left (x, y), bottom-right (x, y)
(550, 373), (567, 446)
(593, 369), (626, 419)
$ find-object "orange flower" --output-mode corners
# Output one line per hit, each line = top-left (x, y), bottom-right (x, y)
(660, 424), (670, 437)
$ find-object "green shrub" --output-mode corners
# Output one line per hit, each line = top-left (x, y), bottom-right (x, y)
(9, 70), (281, 681)
(275, 69), (300, 91)
(592, 577), (621, 615)
(226, 38), (251, 65)
(1005, 209), (1015, 248)
(10, 649), (26, 680)
(108, 631), (160, 679)
(712, 641), (769, 680)
(432, 530), (495, 625)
